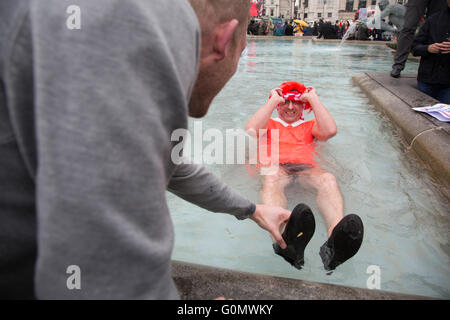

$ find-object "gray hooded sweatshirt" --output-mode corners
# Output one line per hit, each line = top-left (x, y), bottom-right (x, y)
(0, 0), (255, 299)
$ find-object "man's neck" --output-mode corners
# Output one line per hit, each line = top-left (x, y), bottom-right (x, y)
(273, 117), (305, 127)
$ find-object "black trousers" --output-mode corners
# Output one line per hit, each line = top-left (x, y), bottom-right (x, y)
(392, 0), (447, 71)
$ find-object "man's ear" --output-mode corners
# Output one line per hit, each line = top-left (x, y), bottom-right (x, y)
(213, 19), (239, 61)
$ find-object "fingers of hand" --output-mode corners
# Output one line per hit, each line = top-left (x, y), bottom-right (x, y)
(440, 42), (450, 53)
(282, 209), (291, 221)
(275, 210), (290, 249)
(273, 230), (286, 249)
(429, 45), (440, 53)
(271, 88), (282, 96)
(432, 43), (440, 49)
(271, 89), (284, 103)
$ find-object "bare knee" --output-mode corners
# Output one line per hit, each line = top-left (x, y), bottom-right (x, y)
(318, 172), (338, 190)
(262, 174), (289, 192)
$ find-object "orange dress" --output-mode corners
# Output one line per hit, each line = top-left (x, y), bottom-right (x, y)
(259, 118), (318, 167)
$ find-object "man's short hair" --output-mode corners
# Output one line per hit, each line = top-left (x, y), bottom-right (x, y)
(189, 0), (251, 41)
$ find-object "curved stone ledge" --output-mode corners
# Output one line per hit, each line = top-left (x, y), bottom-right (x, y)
(172, 261), (431, 300)
(352, 72), (450, 198)
(312, 38), (392, 45)
(247, 36), (393, 46)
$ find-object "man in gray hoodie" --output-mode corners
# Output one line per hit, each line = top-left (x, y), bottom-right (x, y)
(0, 0), (291, 299)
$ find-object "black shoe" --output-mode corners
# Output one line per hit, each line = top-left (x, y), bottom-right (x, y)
(319, 214), (364, 271)
(390, 68), (401, 78)
(273, 203), (315, 270)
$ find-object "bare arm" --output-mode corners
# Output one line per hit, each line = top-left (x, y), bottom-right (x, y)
(301, 87), (337, 141)
(245, 88), (284, 137)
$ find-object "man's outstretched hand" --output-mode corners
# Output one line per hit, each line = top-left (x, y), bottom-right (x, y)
(250, 204), (291, 249)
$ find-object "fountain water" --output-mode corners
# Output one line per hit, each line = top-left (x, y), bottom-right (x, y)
(340, 22), (358, 46)
(340, 0), (404, 45)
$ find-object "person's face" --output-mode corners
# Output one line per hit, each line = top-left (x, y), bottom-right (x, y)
(278, 100), (304, 123)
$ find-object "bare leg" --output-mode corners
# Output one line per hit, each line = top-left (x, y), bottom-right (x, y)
(261, 166), (291, 242)
(260, 166), (290, 208)
(295, 167), (344, 238)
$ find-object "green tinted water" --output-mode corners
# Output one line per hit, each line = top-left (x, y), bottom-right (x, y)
(168, 39), (450, 299)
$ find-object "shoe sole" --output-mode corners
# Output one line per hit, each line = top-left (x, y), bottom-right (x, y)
(273, 203), (316, 270)
(319, 214), (364, 271)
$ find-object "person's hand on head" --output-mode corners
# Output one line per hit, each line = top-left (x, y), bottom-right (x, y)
(270, 88), (285, 106)
(250, 204), (291, 249)
(299, 86), (318, 103)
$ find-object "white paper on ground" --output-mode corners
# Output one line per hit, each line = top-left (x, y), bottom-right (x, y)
(412, 104), (450, 122)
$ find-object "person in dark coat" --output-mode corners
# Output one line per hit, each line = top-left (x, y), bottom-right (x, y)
(257, 20), (268, 35)
(411, 1), (450, 103)
(334, 20), (341, 39)
(322, 21), (338, 39)
(285, 21), (294, 36)
(312, 21), (318, 36)
(390, 0), (447, 78)
(248, 19), (257, 35)
(317, 19), (324, 38)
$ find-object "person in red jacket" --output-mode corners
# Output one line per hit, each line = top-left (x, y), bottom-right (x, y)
(246, 82), (364, 271)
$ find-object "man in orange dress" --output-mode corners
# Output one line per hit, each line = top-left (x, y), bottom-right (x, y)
(246, 82), (364, 271)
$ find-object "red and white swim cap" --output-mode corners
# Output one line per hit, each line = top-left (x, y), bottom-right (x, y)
(270, 81), (312, 112)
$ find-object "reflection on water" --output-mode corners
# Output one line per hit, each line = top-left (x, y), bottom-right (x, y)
(168, 39), (450, 299)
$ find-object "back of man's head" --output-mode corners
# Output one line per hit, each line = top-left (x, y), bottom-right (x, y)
(189, 0), (250, 45)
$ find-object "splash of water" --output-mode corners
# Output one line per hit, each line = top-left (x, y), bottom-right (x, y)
(340, 23), (358, 46)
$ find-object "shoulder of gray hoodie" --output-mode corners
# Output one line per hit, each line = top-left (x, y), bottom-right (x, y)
(0, 0), (255, 299)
